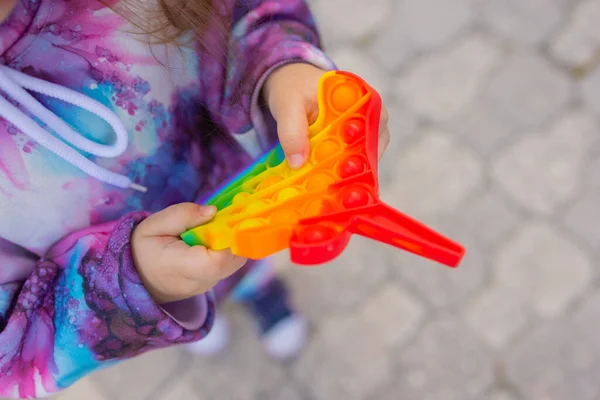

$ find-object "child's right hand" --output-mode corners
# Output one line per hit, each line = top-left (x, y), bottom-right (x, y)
(131, 203), (247, 304)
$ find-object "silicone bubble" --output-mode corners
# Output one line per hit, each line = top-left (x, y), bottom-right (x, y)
(304, 197), (338, 218)
(312, 139), (342, 163)
(236, 218), (267, 230)
(337, 155), (368, 179)
(305, 173), (335, 192)
(276, 187), (302, 203)
(298, 225), (336, 244)
(339, 185), (372, 209)
(259, 175), (284, 189)
(244, 200), (270, 214)
(340, 117), (366, 144)
(232, 192), (251, 205)
(271, 208), (301, 225)
(328, 81), (362, 114)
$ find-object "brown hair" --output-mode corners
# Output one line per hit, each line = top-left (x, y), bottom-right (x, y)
(104, 0), (250, 106)
(102, 0), (223, 45)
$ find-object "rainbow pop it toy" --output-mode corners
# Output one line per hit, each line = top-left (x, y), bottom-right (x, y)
(181, 71), (465, 267)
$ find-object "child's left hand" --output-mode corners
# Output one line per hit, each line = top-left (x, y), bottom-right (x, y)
(263, 63), (390, 169)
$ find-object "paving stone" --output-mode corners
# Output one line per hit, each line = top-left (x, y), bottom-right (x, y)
(396, 34), (501, 121)
(184, 307), (285, 400)
(90, 348), (183, 400)
(378, 100), (420, 185)
(367, 25), (415, 74)
(445, 102), (516, 156)
(384, 99), (420, 149)
(483, 52), (572, 131)
(359, 283), (426, 348)
(564, 189), (600, 251)
(394, 0), (472, 50)
(373, 385), (402, 400)
(311, 0), (392, 43)
(381, 129), (482, 220)
(463, 283), (530, 349)
(397, 235), (488, 310)
(494, 221), (592, 318)
(185, 307), (286, 400)
(393, 315), (494, 400)
(265, 383), (307, 400)
(369, 0), (472, 71)
(587, 153), (600, 190)
(580, 68), (600, 115)
(293, 310), (393, 400)
(280, 235), (393, 320)
(54, 378), (108, 400)
(395, 35), (499, 122)
(155, 380), (205, 400)
(506, 319), (600, 400)
(284, 258), (424, 341)
(487, 390), (517, 400)
(478, 0), (566, 47)
(571, 290), (600, 355)
(451, 189), (521, 251)
(492, 110), (596, 214)
(328, 47), (387, 98)
(550, 0), (600, 67)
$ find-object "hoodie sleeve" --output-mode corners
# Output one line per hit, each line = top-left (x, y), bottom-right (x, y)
(200, 0), (337, 156)
(0, 212), (215, 399)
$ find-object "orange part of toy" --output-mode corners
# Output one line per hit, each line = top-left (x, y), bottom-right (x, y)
(181, 70), (465, 267)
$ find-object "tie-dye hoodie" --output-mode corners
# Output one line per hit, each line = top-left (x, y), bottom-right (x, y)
(0, 0), (334, 397)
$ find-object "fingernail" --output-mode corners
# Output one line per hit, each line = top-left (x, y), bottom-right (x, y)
(201, 206), (217, 216)
(288, 154), (304, 169)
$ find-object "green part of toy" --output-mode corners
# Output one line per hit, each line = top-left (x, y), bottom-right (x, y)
(202, 144), (285, 210)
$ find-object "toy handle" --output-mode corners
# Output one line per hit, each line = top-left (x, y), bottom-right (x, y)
(351, 203), (465, 268)
(288, 202), (464, 268)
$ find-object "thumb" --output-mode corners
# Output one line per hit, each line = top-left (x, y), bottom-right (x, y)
(271, 97), (310, 169)
(138, 203), (217, 237)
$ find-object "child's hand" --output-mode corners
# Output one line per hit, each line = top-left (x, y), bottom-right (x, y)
(263, 63), (390, 169)
(131, 203), (247, 304)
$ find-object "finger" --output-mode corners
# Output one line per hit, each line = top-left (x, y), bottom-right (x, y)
(171, 242), (247, 281)
(139, 203), (217, 237)
(380, 106), (389, 125)
(378, 107), (390, 159)
(207, 249), (248, 278)
(271, 97), (310, 169)
(378, 126), (390, 159)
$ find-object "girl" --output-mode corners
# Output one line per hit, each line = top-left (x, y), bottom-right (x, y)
(0, 0), (390, 398)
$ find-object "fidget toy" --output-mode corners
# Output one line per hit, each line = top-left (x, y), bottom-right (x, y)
(181, 71), (465, 267)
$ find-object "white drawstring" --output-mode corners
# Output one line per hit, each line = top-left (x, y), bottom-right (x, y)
(0, 65), (146, 192)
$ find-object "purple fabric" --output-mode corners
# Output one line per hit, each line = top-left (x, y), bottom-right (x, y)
(0, 0), (335, 397)
(160, 295), (209, 331)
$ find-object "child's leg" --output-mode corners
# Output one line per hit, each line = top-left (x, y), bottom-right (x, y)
(237, 266), (307, 359)
(213, 258), (276, 304)
(186, 258), (307, 359)
(231, 258), (307, 358)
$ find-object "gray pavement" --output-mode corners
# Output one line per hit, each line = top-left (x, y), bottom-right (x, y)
(54, 1), (600, 399)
